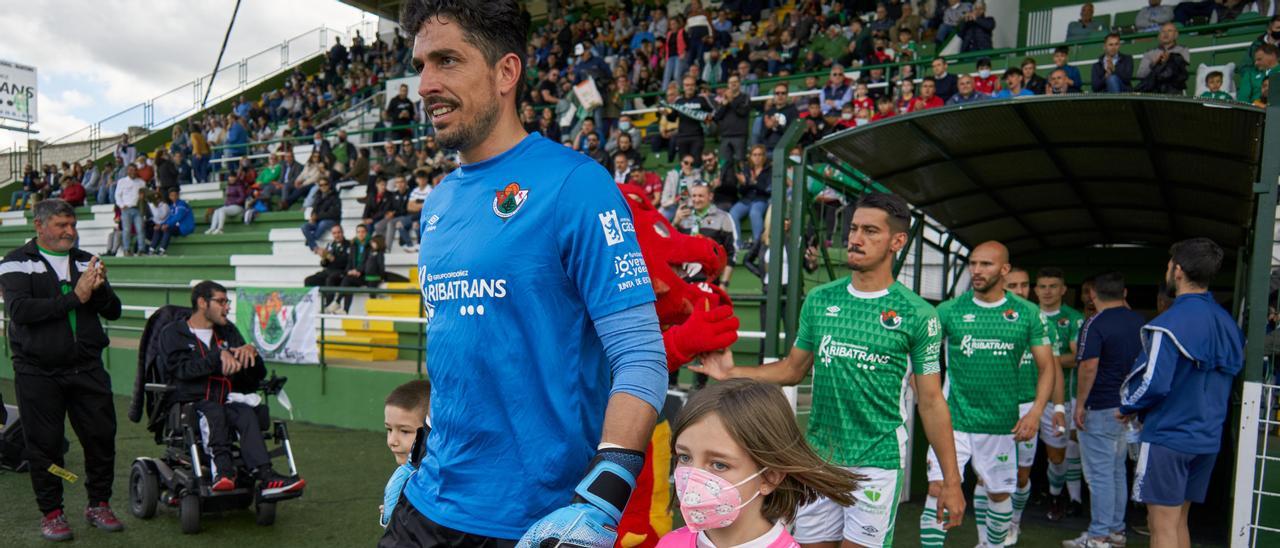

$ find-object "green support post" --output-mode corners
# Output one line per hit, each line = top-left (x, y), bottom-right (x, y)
(912, 215), (925, 294)
(1243, 73), (1280, 383)
(764, 123), (805, 359)
(785, 152), (807, 350)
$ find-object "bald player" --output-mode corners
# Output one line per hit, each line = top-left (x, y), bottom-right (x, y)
(920, 243), (1064, 548)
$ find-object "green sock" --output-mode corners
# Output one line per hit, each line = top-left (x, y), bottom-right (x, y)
(919, 495), (946, 548)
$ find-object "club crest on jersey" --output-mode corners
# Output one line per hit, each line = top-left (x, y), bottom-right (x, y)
(1056, 317), (1071, 328)
(1002, 308), (1020, 322)
(880, 310), (902, 330)
(492, 182), (529, 219)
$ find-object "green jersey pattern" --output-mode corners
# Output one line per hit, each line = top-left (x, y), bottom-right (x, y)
(795, 279), (942, 469)
(1015, 311), (1058, 404)
(937, 291), (1050, 434)
(1044, 306), (1084, 400)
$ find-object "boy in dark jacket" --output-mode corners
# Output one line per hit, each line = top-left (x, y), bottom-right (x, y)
(156, 281), (305, 497)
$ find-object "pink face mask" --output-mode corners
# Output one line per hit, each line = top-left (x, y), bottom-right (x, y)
(673, 465), (768, 532)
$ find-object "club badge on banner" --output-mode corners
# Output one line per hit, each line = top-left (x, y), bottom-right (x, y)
(235, 287), (319, 364)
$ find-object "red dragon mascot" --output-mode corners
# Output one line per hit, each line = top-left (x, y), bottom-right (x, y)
(613, 184), (740, 548)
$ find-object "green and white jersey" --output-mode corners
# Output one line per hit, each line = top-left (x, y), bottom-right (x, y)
(937, 290), (1050, 434)
(794, 278), (942, 469)
(1043, 306), (1084, 399)
(1015, 311), (1058, 404)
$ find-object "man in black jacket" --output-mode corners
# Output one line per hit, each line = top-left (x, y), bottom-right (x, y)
(301, 178), (341, 251)
(304, 224), (352, 311)
(157, 281), (304, 496)
(713, 75), (752, 165)
(665, 76), (713, 167)
(0, 199), (124, 541)
(1092, 33), (1135, 93)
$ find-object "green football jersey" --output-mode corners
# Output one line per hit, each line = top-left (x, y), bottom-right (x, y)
(1043, 306), (1084, 400)
(795, 279), (942, 469)
(1015, 311), (1058, 404)
(937, 290), (1050, 434)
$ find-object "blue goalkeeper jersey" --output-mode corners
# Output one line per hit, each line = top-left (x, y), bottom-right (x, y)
(404, 132), (655, 539)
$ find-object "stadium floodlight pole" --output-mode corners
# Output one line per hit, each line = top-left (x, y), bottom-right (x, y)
(200, 0), (244, 109)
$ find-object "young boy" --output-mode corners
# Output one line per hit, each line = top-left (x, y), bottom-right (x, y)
(974, 57), (1001, 95)
(872, 96), (897, 121)
(1052, 46), (1083, 92)
(381, 379), (430, 527)
(1200, 71), (1233, 101)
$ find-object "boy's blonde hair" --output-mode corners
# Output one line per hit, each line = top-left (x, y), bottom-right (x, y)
(671, 379), (861, 523)
(385, 379), (431, 416)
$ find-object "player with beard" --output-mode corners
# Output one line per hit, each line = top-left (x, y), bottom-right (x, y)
(999, 267), (1067, 544)
(693, 193), (966, 548)
(919, 242), (1064, 548)
(384, 2), (668, 547)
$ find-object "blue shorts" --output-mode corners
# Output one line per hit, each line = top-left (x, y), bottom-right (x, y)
(1132, 442), (1217, 506)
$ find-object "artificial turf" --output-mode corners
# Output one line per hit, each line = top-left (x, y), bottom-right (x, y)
(0, 379), (1230, 547)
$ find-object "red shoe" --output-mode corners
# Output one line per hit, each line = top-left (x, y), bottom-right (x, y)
(84, 502), (124, 532)
(258, 470), (306, 498)
(211, 473), (236, 492)
(41, 509), (73, 542)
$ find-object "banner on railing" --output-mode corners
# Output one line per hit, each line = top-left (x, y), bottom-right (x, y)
(234, 287), (320, 365)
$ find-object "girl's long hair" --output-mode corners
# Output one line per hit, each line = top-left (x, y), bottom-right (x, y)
(671, 378), (861, 523)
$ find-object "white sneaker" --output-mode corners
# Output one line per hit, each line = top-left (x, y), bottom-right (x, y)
(1062, 532), (1111, 548)
(1107, 532), (1126, 547)
(1004, 523), (1020, 546)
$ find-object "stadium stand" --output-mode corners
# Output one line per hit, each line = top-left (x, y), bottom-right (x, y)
(0, 2), (1272, 356)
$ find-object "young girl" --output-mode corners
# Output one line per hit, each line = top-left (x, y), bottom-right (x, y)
(658, 379), (860, 548)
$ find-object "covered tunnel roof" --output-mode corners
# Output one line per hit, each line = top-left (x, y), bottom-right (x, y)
(811, 95), (1266, 257)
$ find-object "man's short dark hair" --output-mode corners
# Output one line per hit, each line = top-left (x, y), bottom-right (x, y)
(191, 280), (227, 309)
(921, 76), (936, 85)
(400, 0), (529, 96)
(1207, 70), (1224, 81)
(854, 192), (911, 234)
(1054, 46), (1070, 55)
(1105, 32), (1121, 41)
(32, 199), (76, 224)
(1037, 267), (1066, 283)
(1004, 67), (1023, 79)
(1170, 237), (1223, 288)
(386, 379), (432, 414)
(1258, 43), (1280, 57)
(1093, 271), (1125, 301)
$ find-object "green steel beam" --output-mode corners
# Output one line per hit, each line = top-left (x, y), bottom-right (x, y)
(1243, 73), (1280, 383)
(764, 122), (805, 359)
(785, 152), (808, 350)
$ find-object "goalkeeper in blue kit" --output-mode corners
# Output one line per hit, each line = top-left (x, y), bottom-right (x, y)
(378, 2), (668, 547)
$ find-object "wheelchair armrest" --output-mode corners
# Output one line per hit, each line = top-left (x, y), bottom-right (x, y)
(144, 383), (175, 393)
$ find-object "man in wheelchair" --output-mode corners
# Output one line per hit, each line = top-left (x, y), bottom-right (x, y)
(156, 281), (305, 498)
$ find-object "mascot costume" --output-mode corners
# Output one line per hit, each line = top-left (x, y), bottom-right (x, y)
(613, 184), (741, 548)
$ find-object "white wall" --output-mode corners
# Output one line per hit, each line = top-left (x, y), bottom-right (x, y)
(987, 0), (1023, 50)
(1046, 0), (1150, 43)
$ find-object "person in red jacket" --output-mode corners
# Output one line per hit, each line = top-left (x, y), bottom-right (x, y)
(59, 176), (86, 207)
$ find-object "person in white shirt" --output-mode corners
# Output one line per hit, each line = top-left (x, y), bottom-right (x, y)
(113, 165), (147, 256)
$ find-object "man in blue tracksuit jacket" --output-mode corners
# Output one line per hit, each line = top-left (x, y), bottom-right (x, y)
(1120, 238), (1243, 548)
